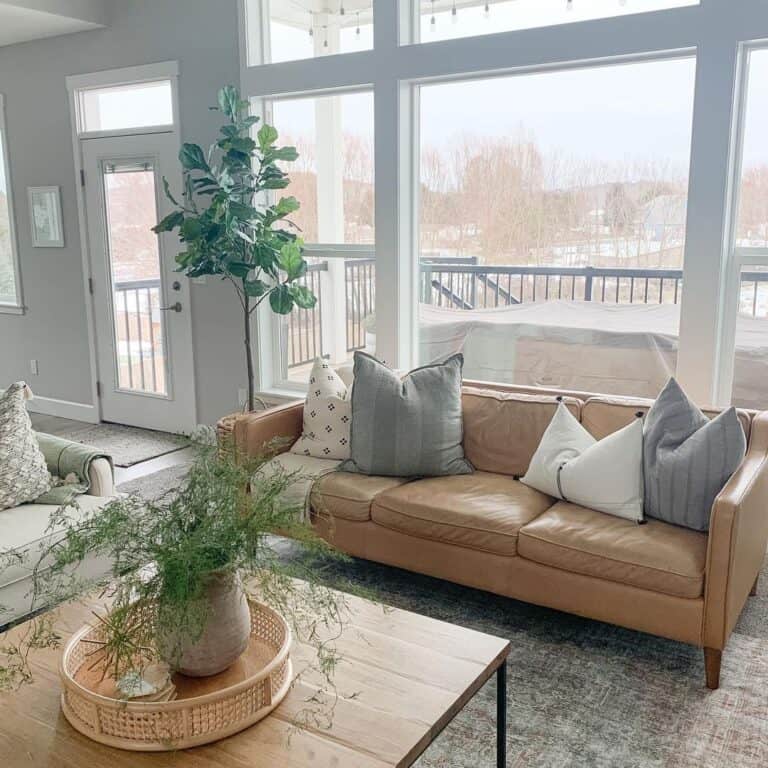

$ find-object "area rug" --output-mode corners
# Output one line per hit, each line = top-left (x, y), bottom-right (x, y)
(105, 469), (768, 766)
(47, 423), (189, 467)
(117, 463), (190, 498)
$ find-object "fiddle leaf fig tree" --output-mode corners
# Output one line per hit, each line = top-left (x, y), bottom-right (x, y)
(153, 85), (316, 412)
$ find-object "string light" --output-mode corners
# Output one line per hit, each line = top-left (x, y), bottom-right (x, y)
(323, 25), (329, 48)
(356, 11), (361, 36)
(430, 0), (436, 30)
(566, 0), (574, 10)
(484, 1), (490, 18)
(451, 1), (458, 24)
(339, 2), (345, 15)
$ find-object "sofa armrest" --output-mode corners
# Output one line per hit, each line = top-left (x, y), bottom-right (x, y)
(703, 411), (768, 649)
(232, 401), (304, 459)
(88, 457), (115, 498)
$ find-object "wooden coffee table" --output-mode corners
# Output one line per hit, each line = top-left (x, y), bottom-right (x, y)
(0, 588), (510, 767)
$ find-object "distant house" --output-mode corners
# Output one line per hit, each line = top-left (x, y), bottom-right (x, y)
(638, 193), (688, 241)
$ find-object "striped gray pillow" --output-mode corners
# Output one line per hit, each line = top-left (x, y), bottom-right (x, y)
(339, 352), (473, 478)
(643, 378), (746, 532)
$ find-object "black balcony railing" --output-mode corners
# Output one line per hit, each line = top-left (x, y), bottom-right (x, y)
(285, 259), (768, 370)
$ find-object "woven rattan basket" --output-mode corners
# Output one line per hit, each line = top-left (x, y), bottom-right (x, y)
(59, 600), (292, 751)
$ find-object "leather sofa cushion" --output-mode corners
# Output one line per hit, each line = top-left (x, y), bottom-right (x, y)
(582, 396), (752, 442)
(312, 471), (410, 522)
(518, 502), (708, 599)
(372, 472), (555, 556)
(462, 387), (583, 477)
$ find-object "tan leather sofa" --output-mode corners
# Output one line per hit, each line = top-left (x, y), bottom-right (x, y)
(231, 382), (768, 689)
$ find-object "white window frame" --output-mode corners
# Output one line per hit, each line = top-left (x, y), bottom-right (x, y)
(0, 93), (24, 314)
(259, 90), (376, 392)
(242, 0), (768, 407)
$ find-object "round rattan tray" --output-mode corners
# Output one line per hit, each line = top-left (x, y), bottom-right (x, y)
(59, 600), (292, 751)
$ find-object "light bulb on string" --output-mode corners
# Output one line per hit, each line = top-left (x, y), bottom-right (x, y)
(356, 11), (361, 37)
(430, 0), (436, 31)
(340, 2), (345, 15)
(308, 11), (313, 36)
(323, 25), (329, 48)
(451, 1), (458, 24)
(566, 0), (574, 10)
(484, 1), (490, 18)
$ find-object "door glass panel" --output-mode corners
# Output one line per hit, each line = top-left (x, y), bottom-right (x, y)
(103, 161), (167, 395)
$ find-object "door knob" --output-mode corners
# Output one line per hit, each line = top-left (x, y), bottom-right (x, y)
(160, 302), (182, 313)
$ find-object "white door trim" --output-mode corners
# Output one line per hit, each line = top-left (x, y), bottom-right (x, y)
(66, 61), (196, 431)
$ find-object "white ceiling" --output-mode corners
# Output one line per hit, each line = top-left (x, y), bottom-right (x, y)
(0, 1), (106, 47)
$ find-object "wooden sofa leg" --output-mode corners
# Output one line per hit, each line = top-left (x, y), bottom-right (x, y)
(751, 574), (759, 596)
(704, 648), (722, 690)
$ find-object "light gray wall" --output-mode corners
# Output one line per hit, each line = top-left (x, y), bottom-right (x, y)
(0, 0), (250, 425)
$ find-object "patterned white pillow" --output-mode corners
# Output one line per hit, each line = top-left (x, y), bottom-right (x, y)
(0, 382), (52, 511)
(290, 359), (351, 460)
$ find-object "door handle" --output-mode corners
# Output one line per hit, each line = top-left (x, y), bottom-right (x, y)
(160, 302), (182, 313)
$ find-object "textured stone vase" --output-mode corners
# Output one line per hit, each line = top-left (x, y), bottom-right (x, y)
(174, 572), (251, 678)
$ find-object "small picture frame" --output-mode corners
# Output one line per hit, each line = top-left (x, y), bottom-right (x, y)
(28, 186), (64, 248)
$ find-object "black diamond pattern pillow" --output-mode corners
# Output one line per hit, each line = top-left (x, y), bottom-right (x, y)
(290, 359), (351, 461)
(0, 382), (52, 510)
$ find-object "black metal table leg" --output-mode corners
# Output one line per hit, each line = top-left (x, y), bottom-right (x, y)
(497, 660), (507, 767)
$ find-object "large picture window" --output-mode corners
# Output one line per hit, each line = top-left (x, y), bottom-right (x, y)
(415, 0), (698, 44)
(0, 96), (20, 309)
(418, 57), (696, 397)
(246, 0), (373, 65)
(266, 90), (374, 384)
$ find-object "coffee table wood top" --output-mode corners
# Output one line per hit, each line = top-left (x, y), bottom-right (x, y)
(1, 588), (510, 767)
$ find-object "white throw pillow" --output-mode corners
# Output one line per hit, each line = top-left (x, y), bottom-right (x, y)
(521, 402), (644, 522)
(290, 358), (352, 461)
(0, 382), (52, 511)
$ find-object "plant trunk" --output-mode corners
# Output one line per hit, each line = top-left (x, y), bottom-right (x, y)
(244, 294), (255, 412)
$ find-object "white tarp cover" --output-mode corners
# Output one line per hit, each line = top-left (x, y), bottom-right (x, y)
(418, 300), (768, 409)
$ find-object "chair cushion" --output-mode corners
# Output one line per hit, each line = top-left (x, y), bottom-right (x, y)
(0, 495), (114, 590)
(518, 502), (708, 598)
(372, 472), (556, 556)
(311, 472), (411, 522)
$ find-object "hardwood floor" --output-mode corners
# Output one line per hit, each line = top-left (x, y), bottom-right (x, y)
(30, 414), (193, 485)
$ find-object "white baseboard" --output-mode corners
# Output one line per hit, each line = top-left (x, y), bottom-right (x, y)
(27, 395), (99, 423)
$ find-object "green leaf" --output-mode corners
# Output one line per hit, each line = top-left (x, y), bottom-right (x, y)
(277, 240), (307, 280)
(257, 124), (279, 150)
(229, 201), (258, 220)
(226, 261), (252, 278)
(228, 136), (256, 154)
(268, 146), (299, 163)
(179, 143), (210, 172)
(162, 177), (180, 207)
(180, 218), (202, 241)
(218, 85), (241, 120)
(153, 210), (184, 233)
(269, 285), (294, 314)
(288, 283), (317, 309)
(244, 278), (268, 297)
(272, 196), (300, 217)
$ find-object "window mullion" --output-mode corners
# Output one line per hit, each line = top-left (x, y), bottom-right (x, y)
(676, 35), (741, 407)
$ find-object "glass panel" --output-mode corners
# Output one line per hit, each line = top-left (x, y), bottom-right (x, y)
(736, 48), (768, 247)
(418, 57), (696, 398)
(247, 0), (373, 65)
(270, 91), (375, 244)
(280, 255), (375, 385)
(103, 162), (167, 395)
(733, 266), (768, 409)
(0, 129), (17, 305)
(416, 0), (698, 43)
(79, 81), (173, 133)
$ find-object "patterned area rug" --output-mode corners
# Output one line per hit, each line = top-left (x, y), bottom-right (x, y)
(119, 470), (768, 766)
(46, 422), (189, 467)
(117, 462), (190, 497)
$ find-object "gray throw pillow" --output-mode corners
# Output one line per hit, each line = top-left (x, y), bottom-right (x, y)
(339, 352), (473, 477)
(644, 378), (746, 532)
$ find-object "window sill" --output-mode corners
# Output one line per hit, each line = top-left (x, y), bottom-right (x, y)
(257, 387), (305, 405)
(0, 304), (25, 315)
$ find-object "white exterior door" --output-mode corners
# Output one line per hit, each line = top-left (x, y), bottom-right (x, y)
(82, 133), (196, 433)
